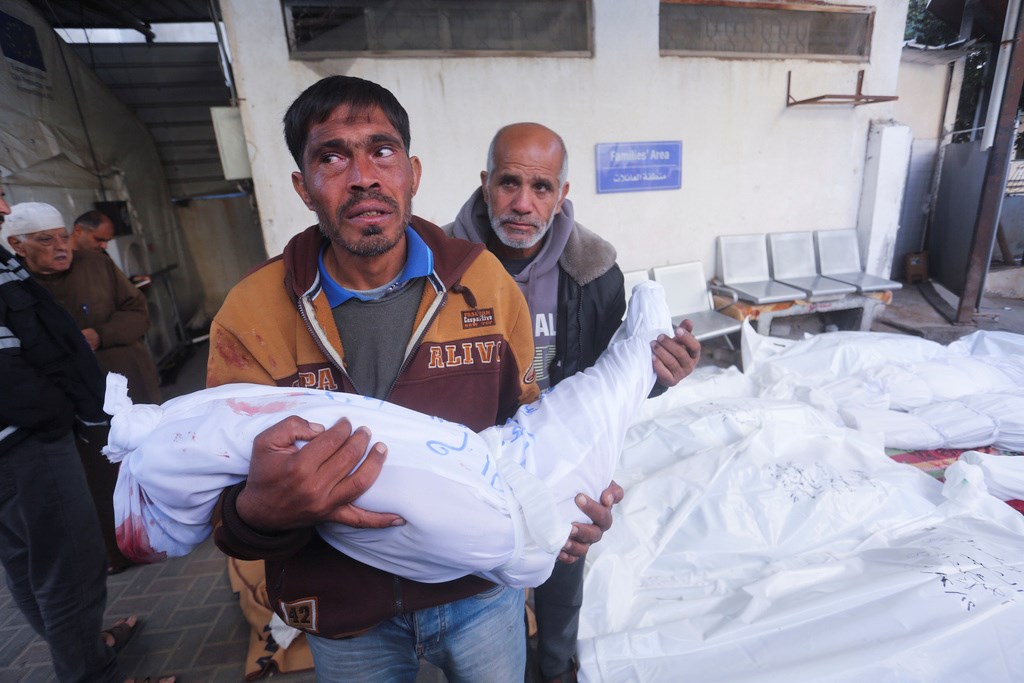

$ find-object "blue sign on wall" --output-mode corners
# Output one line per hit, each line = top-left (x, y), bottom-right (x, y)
(595, 141), (682, 194)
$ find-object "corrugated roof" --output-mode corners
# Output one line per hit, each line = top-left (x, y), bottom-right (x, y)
(27, 0), (214, 39)
(73, 41), (235, 199)
(27, 1), (239, 199)
(901, 39), (978, 64)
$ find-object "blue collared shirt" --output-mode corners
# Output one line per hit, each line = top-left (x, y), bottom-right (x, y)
(318, 227), (434, 307)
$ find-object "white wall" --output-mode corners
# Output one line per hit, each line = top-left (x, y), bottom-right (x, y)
(895, 60), (951, 139)
(857, 120), (912, 276)
(221, 0), (910, 276)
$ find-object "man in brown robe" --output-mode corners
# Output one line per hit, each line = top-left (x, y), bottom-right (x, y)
(5, 202), (161, 574)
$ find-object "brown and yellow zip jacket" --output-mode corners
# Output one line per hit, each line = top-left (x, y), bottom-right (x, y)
(208, 217), (538, 637)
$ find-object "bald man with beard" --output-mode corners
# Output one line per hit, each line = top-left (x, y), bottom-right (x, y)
(447, 123), (701, 683)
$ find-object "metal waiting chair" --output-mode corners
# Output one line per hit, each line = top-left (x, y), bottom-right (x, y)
(715, 234), (806, 304)
(767, 231), (857, 299)
(814, 229), (903, 293)
(652, 261), (742, 344)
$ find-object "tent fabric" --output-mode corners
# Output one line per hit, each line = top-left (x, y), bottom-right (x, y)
(577, 327), (1024, 682)
(0, 2), (202, 317)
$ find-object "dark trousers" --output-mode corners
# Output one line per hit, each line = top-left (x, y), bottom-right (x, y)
(76, 424), (131, 571)
(0, 433), (122, 682)
(534, 558), (585, 679)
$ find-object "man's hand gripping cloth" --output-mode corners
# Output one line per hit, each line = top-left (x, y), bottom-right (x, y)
(104, 281), (671, 588)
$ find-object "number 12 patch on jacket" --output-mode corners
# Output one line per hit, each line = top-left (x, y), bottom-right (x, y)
(280, 598), (318, 632)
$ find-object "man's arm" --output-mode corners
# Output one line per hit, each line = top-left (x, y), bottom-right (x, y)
(594, 266), (701, 394)
(215, 416), (403, 560)
(0, 315), (75, 440)
(237, 416), (401, 531)
(208, 319), (400, 560)
(206, 318), (278, 388)
(652, 319), (701, 388)
(559, 482), (625, 564)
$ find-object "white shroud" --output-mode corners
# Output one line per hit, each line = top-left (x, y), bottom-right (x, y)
(104, 281), (671, 588)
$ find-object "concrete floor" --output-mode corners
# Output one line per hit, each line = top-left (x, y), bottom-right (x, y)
(2, 278), (1023, 682)
(874, 280), (1024, 340)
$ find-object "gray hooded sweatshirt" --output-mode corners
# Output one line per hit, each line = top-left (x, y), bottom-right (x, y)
(447, 188), (616, 389)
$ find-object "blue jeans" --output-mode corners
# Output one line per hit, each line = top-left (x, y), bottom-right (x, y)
(307, 583), (526, 683)
(0, 433), (121, 682)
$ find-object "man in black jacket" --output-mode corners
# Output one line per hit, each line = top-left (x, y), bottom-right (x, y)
(0, 191), (167, 682)
(448, 122), (701, 682)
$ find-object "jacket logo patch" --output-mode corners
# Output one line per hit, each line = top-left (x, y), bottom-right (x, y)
(523, 365), (536, 385)
(427, 340), (501, 369)
(462, 308), (495, 329)
(294, 367), (338, 391)
(280, 598), (318, 632)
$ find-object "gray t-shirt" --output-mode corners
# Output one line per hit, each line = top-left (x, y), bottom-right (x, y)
(331, 278), (424, 399)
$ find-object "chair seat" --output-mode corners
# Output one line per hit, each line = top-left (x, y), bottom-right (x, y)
(724, 280), (807, 305)
(672, 309), (743, 342)
(825, 271), (902, 293)
(776, 275), (858, 298)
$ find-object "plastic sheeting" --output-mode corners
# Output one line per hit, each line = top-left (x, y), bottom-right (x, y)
(960, 391), (1024, 452)
(578, 327), (1024, 681)
(741, 323), (1024, 451)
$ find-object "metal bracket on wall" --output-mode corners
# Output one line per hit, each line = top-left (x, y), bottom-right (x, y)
(786, 70), (899, 107)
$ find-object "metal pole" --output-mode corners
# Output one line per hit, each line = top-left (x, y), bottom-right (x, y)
(982, 0), (1023, 149)
(956, 7), (1024, 323)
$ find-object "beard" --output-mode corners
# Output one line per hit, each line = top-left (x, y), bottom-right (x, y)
(317, 190), (411, 258)
(488, 208), (556, 251)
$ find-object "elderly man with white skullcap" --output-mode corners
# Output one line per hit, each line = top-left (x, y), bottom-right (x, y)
(5, 202), (161, 577)
(0, 195), (176, 682)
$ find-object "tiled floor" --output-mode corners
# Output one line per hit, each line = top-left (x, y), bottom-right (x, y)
(0, 534), (284, 682)
(0, 341), (311, 682)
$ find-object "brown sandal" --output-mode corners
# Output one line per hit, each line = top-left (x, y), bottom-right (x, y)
(102, 616), (140, 653)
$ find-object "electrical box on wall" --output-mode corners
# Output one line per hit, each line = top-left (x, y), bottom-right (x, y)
(211, 106), (252, 180)
(94, 200), (133, 237)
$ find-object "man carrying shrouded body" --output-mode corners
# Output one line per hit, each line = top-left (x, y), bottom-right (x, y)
(207, 76), (626, 681)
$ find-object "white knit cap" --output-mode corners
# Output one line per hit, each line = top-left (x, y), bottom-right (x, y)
(3, 202), (67, 239)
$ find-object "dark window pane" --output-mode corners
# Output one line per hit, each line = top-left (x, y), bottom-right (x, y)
(285, 0), (590, 56)
(660, 2), (871, 59)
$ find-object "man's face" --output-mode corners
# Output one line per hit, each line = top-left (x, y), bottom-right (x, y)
(9, 228), (73, 275)
(482, 127), (568, 256)
(0, 189), (10, 224)
(73, 216), (115, 252)
(291, 104), (421, 259)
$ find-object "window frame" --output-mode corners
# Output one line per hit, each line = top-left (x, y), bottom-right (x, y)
(659, 0), (875, 62)
(282, 0), (594, 59)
